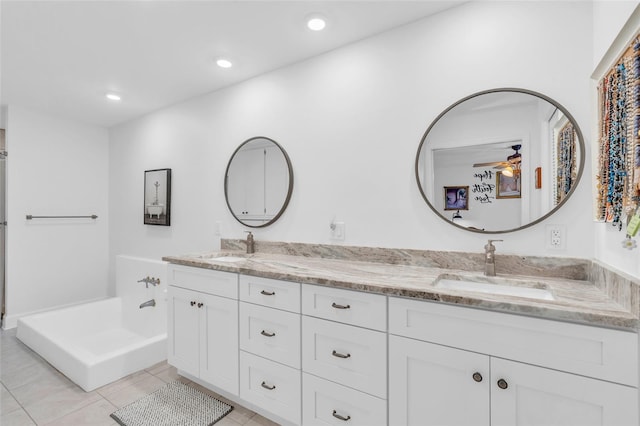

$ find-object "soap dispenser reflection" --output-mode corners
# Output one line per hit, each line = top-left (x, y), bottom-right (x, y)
(245, 231), (255, 254)
(484, 239), (502, 276)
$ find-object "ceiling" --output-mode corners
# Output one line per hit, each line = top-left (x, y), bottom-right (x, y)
(1, 1), (463, 128)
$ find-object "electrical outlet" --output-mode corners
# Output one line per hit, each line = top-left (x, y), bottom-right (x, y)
(330, 222), (345, 241)
(214, 221), (221, 236)
(546, 225), (566, 250)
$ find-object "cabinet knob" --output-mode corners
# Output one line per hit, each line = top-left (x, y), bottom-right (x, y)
(260, 290), (276, 296)
(332, 350), (351, 359)
(472, 372), (483, 382)
(260, 330), (276, 337)
(190, 301), (196, 306)
(331, 302), (351, 310)
(332, 410), (351, 421)
(497, 379), (508, 389)
(197, 302), (204, 308)
(261, 381), (276, 390)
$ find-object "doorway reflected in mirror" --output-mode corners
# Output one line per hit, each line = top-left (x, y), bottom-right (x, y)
(415, 88), (584, 233)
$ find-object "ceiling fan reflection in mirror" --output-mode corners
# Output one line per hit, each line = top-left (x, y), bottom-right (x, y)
(473, 144), (521, 177)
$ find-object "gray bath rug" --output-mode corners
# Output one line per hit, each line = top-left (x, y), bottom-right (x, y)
(110, 380), (233, 426)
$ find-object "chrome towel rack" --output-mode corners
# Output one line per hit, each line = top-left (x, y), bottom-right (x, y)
(26, 214), (98, 220)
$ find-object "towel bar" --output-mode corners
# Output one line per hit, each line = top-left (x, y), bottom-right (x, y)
(26, 214), (98, 220)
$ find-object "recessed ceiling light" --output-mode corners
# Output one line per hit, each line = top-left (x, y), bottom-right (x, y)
(216, 58), (233, 68)
(105, 93), (121, 101)
(307, 17), (326, 31)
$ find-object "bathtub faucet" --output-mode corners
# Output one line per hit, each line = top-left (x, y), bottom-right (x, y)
(137, 276), (160, 288)
(139, 299), (156, 309)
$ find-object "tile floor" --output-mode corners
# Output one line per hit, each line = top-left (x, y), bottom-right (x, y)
(0, 329), (278, 426)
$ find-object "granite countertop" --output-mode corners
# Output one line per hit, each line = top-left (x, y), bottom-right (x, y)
(162, 250), (639, 331)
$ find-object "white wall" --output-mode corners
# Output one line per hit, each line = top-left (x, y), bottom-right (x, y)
(592, 1), (640, 279)
(593, 1), (639, 70)
(109, 2), (594, 278)
(0, 106), (7, 128)
(4, 106), (109, 328)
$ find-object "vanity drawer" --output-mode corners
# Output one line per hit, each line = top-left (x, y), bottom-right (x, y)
(239, 275), (300, 313)
(302, 373), (387, 426)
(302, 284), (387, 331)
(239, 302), (300, 369)
(389, 297), (638, 387)
(302, 316), (387, 398)
(168, 265), (237, 299)
(239, 351), (301, 425)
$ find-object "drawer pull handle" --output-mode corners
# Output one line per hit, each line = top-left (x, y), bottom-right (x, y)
(260, 290), (276, 296)
(332, 410), (351, 421)
(261, 381), (276, 390)
(190, 301), (196, 306)
(472, 372), (483, 382)
(260, 330), (276, 337)
(197, 302), (203, 308)
(497, 379), (508, 390)
(331, 302), (351, 310)
(332, 350), (351, 359)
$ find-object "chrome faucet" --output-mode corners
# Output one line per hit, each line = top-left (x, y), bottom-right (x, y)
(139, 299), (156, 309)
(137, 276), (160, 288)
(244, 231), (255, 254)
(484, 239), (503, 276)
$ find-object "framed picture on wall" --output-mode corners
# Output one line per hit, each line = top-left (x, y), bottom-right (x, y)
(444, 186), (469, 210)
(496, 172), (521, 199)
(144, 168), (171, 226)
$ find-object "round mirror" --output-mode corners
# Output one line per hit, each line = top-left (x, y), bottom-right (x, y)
(225, 136), (293, 228)
(415, 88), (584, 233)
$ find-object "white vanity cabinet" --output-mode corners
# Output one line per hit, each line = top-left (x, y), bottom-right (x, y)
(389, 297), (639, 426)
(301, 284), (388, 425)
(166, 261), (639, 426)
(239, 275), (302, 425)
(167, 265), (239, 396)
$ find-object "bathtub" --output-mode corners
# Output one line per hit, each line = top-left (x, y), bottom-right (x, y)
(146, 204), (164, 218)
(17, 255), (168, 392)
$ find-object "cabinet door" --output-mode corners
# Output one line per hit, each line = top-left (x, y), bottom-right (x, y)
(389, 335), (490, 426)
(264, 144), (289, 217)
(199, 293), (239, 396)
(226, 146), (265, 219)
(491, 358), (639, 426)
(167, 286), (200, 377)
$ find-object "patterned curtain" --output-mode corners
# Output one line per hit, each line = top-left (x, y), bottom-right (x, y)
(597, 36), (640, 231)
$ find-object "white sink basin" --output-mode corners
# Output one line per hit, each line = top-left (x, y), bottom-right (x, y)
(209, 256), (247, 263)
(435, 278), (554, 301)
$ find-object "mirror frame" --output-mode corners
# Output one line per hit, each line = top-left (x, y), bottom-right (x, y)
(224, 136), (294, 228)
(414, 88), (585, 234)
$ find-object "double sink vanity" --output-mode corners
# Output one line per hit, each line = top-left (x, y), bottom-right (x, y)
(163, 240), (640, 426)
(166, 86), (640, 425)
